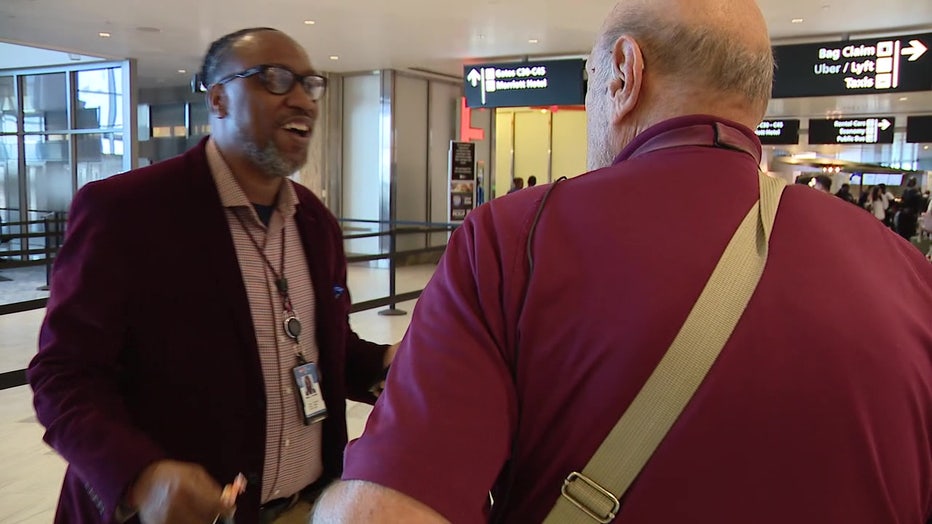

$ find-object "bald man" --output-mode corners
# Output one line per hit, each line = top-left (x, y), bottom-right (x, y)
(313, 1), (932, 522)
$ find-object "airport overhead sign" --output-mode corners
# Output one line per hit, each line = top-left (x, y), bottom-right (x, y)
(755, 119), (800, 145)
(808, 117), (896, 145)
(906, 115), (932, 143)
(772, 32), (931, 98)
(463, 59), (586, 108)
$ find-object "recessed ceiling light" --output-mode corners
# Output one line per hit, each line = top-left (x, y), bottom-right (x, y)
(304, 20), (315, 25)
(899, 97), (909, 101)
(925, 146), (930, 150)
(791, 18), (804, 24)
(329, 55), (339, 60)
(98, 32), (111, 38)
(528, 39), (539, 44)
(178, 69), (187, 74)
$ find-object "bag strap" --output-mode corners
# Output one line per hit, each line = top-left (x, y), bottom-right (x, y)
(543, 172), (787, 524)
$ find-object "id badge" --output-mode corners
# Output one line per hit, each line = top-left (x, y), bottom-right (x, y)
(292, 362), (328, 425)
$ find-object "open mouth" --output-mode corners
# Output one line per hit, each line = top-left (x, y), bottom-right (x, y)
(282, 121), (311, 138)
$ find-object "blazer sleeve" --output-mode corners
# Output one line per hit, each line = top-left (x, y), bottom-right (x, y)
(325, 213), (389, 403)
(28, 181), (168, 518)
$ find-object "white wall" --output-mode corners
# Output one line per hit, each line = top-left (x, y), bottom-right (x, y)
(394, 75), (429, 254)
(493, 107), (588, 196)
(429, 82), (459, 246)
(342, 74), (382, 255)
(0, 42), (104, 70)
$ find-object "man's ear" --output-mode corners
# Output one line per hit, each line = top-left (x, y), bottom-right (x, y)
(608, 35), (645, 126)
(207, 84), (227, 118)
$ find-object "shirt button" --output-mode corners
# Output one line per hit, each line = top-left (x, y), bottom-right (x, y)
(285, 439), (291, 447)
(274, 489), (281, 496)
(285, 387), (292, 395)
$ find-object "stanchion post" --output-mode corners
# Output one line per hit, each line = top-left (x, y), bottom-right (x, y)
(379, 225), (408, 316)
(37, 213), (53, 291)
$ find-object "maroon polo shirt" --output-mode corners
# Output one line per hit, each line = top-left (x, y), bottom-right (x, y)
(343, 115), (932, 523)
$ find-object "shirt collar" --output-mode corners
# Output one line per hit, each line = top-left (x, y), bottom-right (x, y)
(612, 115), (762, 166)
(206, 137), (298, 218)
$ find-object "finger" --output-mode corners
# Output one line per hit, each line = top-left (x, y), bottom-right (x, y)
(233, 473), (247, 494)
(220, 484), (237, 507)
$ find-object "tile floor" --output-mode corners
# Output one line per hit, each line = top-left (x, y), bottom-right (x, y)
(0, 262), (434, 523)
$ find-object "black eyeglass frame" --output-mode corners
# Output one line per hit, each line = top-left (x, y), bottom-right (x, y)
(212, 64), (328, 100)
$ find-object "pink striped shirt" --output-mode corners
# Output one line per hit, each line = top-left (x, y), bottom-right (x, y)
(206, 140), (323, 503)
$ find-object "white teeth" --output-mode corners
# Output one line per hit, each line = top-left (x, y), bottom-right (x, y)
(283, 122), (310, 132)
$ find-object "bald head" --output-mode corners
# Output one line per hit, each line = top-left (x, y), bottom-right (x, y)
(585, 0), (774, 169)
(601, 0), (773, 117)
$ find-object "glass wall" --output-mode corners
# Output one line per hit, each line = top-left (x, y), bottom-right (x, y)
(493, 106), (588, 198)
(135, 84), (213, 166)
(0, 61), (135, 262)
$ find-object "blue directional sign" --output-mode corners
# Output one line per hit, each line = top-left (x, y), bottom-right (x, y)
(755, 119), (800, 145)
(773, 33), (931, 98)
(463, 59), (586, 108)
(808, 117), (896, 145)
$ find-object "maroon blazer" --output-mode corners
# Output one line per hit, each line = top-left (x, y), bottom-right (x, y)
(28, 138), (387, 524)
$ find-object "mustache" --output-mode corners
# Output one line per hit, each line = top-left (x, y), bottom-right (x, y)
(278, 111), (315, 122)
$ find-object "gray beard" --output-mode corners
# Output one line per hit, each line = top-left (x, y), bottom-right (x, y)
(587, 142), (617, 172)
(242, 140), (303, 179)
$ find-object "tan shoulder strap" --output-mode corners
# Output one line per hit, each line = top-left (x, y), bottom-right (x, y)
(543, 173), (787, 523)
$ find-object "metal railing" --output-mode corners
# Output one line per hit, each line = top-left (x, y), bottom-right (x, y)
(0, 217), (459, 390)
(341, 218), (457, 315)
(0, 212), (67, 269)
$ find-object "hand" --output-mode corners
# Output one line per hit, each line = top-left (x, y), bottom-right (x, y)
(217, 473), (247, 522)
(129, 460), (230, 524)
(371, 343), (400, 398)
(383, 342), (400, 369)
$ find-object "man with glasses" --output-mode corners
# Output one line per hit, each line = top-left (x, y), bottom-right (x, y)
(29, 27), (396, 524)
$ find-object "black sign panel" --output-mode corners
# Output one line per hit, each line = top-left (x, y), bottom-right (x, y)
(907, 115), (932, 143)
(755, 119), (800, 145)
(449, 142), (476, 222)
(773, 33), (931, 98)
(808, 117), (896, 145)
(464, 59), (586, 108)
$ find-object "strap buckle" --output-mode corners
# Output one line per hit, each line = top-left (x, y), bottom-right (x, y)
(560, 471), (620, 523)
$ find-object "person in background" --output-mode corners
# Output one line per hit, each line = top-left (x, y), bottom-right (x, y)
(810, 174), (832, 193)
(896, 176), (923, 241)
(857, 185), (870, 209)
(867, 185), (887, 221)
(29, 27), (396, 524)
(312, 0), (932, 523)
(834, 183), (856, 205)
(508, 177), (525, 194)
(878, 183), (895, 226)
(527, 176), (538, 188)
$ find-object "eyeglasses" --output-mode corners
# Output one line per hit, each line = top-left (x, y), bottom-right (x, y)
(213, 64), (327, 100)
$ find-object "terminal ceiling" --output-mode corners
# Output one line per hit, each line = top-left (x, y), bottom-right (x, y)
(0, 0), (929, 161)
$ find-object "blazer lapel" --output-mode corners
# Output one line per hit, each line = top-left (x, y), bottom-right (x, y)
(183, 142), (263, 374)
(292, 199), (337, 377)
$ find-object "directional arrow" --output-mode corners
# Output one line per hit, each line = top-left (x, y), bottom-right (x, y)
(901, 40), (928, 62)
(878, 119), (892, 131)
(467, 69), (482, 87)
